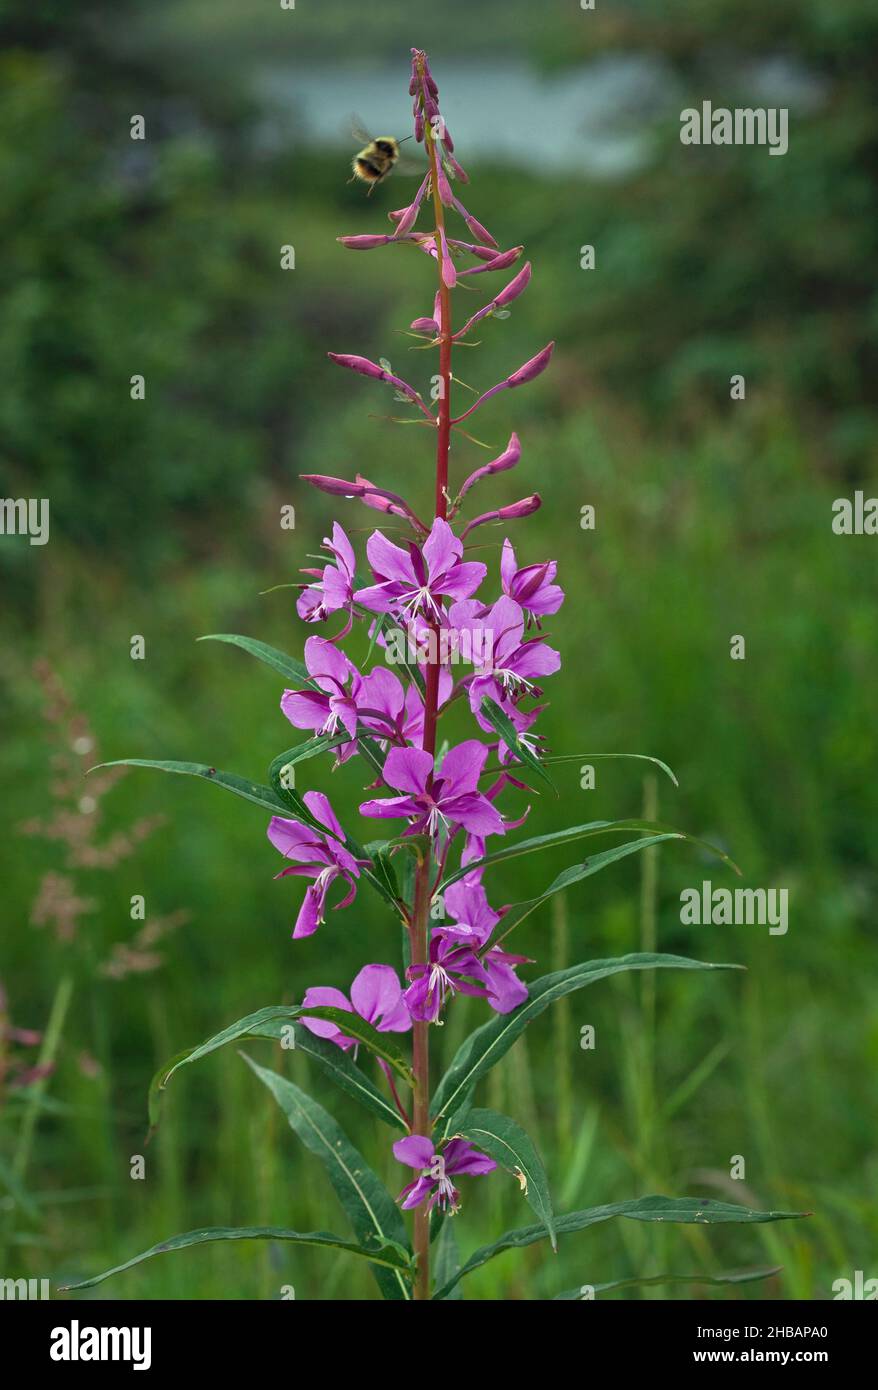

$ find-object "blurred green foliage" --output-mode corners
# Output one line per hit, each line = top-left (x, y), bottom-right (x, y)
(0, 0), (875, 1299)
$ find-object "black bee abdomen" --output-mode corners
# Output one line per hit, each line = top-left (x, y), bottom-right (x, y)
(357, 157), (382, 178)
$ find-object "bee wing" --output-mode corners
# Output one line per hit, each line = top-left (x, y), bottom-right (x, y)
(349, 114), (374, 145)
(395, 154), (426, 176)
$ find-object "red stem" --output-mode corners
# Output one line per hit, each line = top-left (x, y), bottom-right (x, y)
(409, 84), (453, 1303)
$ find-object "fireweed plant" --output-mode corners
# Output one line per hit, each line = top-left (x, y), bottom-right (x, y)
(67, 52), (806, 1301)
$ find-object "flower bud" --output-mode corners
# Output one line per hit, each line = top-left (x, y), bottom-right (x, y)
(326, 353), (426, 410)
(337, 234), (395, 250)
(301, 474), (360, 497)
(444, 153), (469, 183)
(448, 241), (496, 261)
(506, 341), (554, 388)
(438, 227), (456, 288)
(327, 353), (386, 381)
(458, 433), (521, 501)
(461, 493), (542, 538)
(495, 261), (532, 307)
(452, 197), (498, 250)
(436, 163), (454, 207)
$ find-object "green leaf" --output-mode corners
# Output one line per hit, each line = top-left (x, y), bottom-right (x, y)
(456, 1107), (556, 1249)
(297, 1007), (414, 1089)
(352, 732), (387, 778)
(480, 696), (555, 791)
(147, 1006), (293, 1125)
(90, 759), (287, 815)
(266, 752), (337, 824)
(269, 735), (349, 786)
(59, 1226), (412, 1292)
(431, 954), (741, 1130)
(487, 835), (692, 948)
(289, 1024), (407, 1130)
(433, 1220), (464, 1300)
(433, 1197), (807, 1299)
(441, 818), (739, 891)
(377, 833), (433, 865)
(146, 1007), (406, 1135)
(498, 833), (736, 950)
(201, 633), (387, 777)
(553, 1265), (783, 1299)
(198, 633), (311, 686)
(242, 1056), (412, 1300)
(539, 752), (679, 787)
(366, 844), (403, 905)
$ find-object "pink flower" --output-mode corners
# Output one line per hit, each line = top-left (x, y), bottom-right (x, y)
(440, 882), (531, 1015)
(296, 523), (356, 629)
(281, 637), (363, 752)
(393, 1135), (496, 1212)
(300, 964), (411, 1049)
(359, 740), (505, 840)
(500, 537), (565, 623)
(449, 595), (561, 728)
(353, 518), (486, 623)
(267, 792), (365, 939)
(404, 931), (487, 1022)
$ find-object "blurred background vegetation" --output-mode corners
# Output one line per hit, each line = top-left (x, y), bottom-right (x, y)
(1, 0), (876, 1299)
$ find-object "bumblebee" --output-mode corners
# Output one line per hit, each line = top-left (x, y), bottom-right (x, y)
(349, 119), (414, 193)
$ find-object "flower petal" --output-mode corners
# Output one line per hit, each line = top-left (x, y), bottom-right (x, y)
(393, 1134), (436, 1171)
(382, 745), (433, 796)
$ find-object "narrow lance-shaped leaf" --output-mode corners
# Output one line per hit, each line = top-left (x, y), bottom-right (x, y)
(433, 1197), (808, 1299)
(90, 760), (287, 815)
(433, 1220), (464, 1301)
(484, 835), (706, 951)
(538, 751), (679, 787)
(270, 734), (351, 779)
(242, 1055), (412, 1301)
(441, 818), (739, 891)
(553, 1265), (783, 1300)
(60, 1227), (412, 1292)
(431, 954), (742, 1131)
(455, 1107), (556, 1249)
(90, 753), (358, 851)
(198, 633), (312, 686)
(288, 1023), (407, 1131)
(202, 632), (386, 775)
(295, 1007), (415, 1088)
(147, 1007), (407, 1135)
